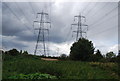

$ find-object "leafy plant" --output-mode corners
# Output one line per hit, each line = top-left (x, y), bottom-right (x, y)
(8, 73), (57, 79)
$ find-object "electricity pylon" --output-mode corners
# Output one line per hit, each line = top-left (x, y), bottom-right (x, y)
(71, 13), (88, 41)
(33, 11), (51, 56)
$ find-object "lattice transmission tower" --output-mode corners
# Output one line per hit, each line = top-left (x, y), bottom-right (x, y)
(33, 11), (51, 56)
(71, 13), (88, 41)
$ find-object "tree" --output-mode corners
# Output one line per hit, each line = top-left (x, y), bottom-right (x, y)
(118, 50), (120, 56)
(20, 50), (22, 54)
(0, 49), (4, 54)
(23, 51), (28, 55)
(106, 52), (116, 62)
(89, 49), (103, 62)
(69, 38), (94, 61)
(95, 49), (103, 61)
(116, 50), (120, 62)
(8, 48), (19, 56)
(60, 54), (67, 60)
(106, 52), (116, 59)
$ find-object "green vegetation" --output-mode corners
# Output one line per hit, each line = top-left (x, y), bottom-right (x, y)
(70, 38), (94, 61)
(69, 38), (120, 63)
(2, 53), (119, 79)
(89, 49), (103, 62)
(8, 73), (57, 79)
(2, 37), (120, 80)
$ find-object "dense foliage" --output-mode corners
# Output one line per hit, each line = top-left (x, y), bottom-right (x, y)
(3, 48), (29, 56)
(6, 49), (19, 56)
(69, 38), (120, 62)
(89, 49), (103, 62)
(69, 38), (94, 61)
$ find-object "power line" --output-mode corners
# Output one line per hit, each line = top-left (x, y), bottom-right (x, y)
(3, 2), (33, 33)
(88, 12), (119, 32)
(49, 1), (52, 28)
(28, 2), (38, 37)
(88, 2), (111, 18)
(88, 25), (117, 38)
(3, 2), (38, 47)
(81, 2), (90, 14)
(14, 2), (32, 26)
(87, 8), (118, 37)
(84, 2), (98, 16)
(89, 5), (118, 28)
(63, 26), (72, 42)
(28, 2), (36, 15)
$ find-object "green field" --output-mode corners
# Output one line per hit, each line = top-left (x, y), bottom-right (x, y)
(2, 54), (119, 79)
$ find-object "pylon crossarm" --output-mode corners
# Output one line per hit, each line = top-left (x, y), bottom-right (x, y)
(37, 12), (48, 15)
(71, 24), (78, 29)
(34, 28), (49, 31)
(81, 24), (88, 26)
(71, 24), (78, 26)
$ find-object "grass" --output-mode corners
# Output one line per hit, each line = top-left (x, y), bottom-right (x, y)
(2, 54), (119, 79)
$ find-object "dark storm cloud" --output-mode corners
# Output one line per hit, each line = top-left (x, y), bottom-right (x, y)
(2, 13), (36, 42)
(2, 2), (36, 42)
(2, 36), (28, 49)
(49, 35), (64, 43)
(2, 2), (68, 43)
(15, 30), (36, 41)
(2, 3), (26, 35)
(3, 41), (27, 49)
(2, 16), (23, 36)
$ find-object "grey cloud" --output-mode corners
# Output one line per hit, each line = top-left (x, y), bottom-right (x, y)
(2, 2), (118, 54)
(2, 38), (27, 49)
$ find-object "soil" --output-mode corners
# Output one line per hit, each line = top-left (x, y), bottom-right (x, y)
(41, 58), (58, 61)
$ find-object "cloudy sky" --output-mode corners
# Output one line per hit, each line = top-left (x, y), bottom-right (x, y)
(1, 0), (119, 56)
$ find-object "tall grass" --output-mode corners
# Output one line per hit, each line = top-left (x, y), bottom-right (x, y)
(2, 54), (119, 79)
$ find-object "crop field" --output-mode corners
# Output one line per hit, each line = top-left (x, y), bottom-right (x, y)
(2, 54), (119, 79)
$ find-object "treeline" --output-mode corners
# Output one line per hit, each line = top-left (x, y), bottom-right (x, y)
(2, 49), (29, 56)
(1, 38), (120, 63)
(68, 38), (120, 63)
(2, 49), (31, 61)
(1, 49), (65, 60)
